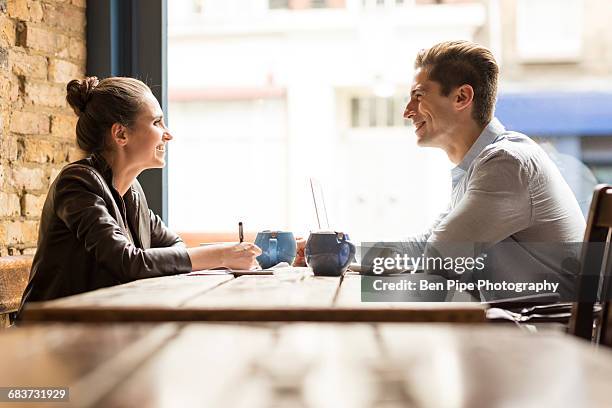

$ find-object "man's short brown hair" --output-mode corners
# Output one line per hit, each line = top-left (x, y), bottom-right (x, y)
(415, 40), (499, 127)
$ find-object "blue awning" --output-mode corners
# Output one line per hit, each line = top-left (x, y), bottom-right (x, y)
(495, 92), (612, 136)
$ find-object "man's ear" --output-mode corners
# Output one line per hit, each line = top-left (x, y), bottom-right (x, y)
(454, 84), (474, 112)
(110, 123), (128, 148)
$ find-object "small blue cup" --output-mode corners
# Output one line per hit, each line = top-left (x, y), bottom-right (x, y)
(255, 231), (297, 269)
(305, 231), (356, 276)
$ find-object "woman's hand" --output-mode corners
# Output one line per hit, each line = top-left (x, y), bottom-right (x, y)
(187, 242), (261, 271)
(220, 242), (262, 270)
(293, 237), (307, 267)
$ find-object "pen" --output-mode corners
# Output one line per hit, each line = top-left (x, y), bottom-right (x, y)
(238, 222), (244, 243)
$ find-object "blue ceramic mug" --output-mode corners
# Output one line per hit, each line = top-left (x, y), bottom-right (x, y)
(305, 231), (356, 276)
(255, 231), (297, 269)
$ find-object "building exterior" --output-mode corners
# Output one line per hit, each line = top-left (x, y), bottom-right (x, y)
(167, 0), (612, 238)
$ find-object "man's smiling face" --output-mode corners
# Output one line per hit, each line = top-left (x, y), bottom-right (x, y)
(403, 68), (457, 148)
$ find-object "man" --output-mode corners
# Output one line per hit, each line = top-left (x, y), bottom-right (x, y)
(295, 40), (585, 300)
(395, 40), (585, 300)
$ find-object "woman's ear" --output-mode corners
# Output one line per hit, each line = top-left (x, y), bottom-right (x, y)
(454, 84), (474, 112)
(110, 123), (128, 148)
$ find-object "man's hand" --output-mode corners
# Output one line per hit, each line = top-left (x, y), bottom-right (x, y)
(293, 237), (307, 266)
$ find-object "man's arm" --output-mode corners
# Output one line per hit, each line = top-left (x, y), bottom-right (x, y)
(397, 207), (450, 257)
(425, 151), (532, 267)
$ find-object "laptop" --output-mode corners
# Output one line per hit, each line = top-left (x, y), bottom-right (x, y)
(310, 178), (330, 230)
(309, 178), (413, 274)
(309, 178), (364, 271)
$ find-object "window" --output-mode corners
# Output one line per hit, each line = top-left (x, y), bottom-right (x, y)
(350, 96), (408, 128)
(168, 98), (289, 232)
(193, 0), (204, 13)
(516, 0), (583, 62)
(269, 0), (289, 9)
(167, 0), (486, 239)
(581, 136), (612, 183)
(269, 0), (347, 10)
(103, 0), (612, 244)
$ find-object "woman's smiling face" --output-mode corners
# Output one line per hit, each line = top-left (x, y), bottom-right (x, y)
(123, 92), (173, 170)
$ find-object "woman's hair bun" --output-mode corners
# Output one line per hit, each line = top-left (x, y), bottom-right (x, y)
(66, 76), (100, 116)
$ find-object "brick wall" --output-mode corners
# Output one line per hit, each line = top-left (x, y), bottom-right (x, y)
(0, 0), (86, 256)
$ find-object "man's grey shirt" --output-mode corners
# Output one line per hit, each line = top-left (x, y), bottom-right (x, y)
(400, 118), (586, 299)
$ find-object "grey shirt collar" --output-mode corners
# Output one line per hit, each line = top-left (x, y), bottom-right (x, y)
(451, 117), (506, 188)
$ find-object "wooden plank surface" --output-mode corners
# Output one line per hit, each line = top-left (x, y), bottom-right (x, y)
(376, 324), (612, 408)
(0, 323), (178, 408)
(96, 323), (383, 408)
(0, 256), (32, 317)
(184, 273), (340, 308)
(4, 323), (607, 408)
(33, 274), (233, 308)
(22, 270), (345, 323)
(334, 273), (486, 322)
(21, 269), (485, 323)
(98, 324), (612, 408)
(21, 274), (233, 322)
(95, 323), (278, 408)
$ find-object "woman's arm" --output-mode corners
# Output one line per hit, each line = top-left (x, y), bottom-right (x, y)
(148, 209), (261, 270)
(56, 168), (262, 276)
(186, 243), (261, 271)
(149, 209), (185, 248)
(55, 167), (192, 281)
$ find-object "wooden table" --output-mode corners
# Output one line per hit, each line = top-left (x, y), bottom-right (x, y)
(2, 322), (611, 407)
(0, 256), (32, 327)
(20, 270), (486, 323)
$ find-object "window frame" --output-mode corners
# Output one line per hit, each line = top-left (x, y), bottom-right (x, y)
(86, 0), (169, 222)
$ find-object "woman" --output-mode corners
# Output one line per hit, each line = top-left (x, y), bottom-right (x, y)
(19, 76), (260, 306)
